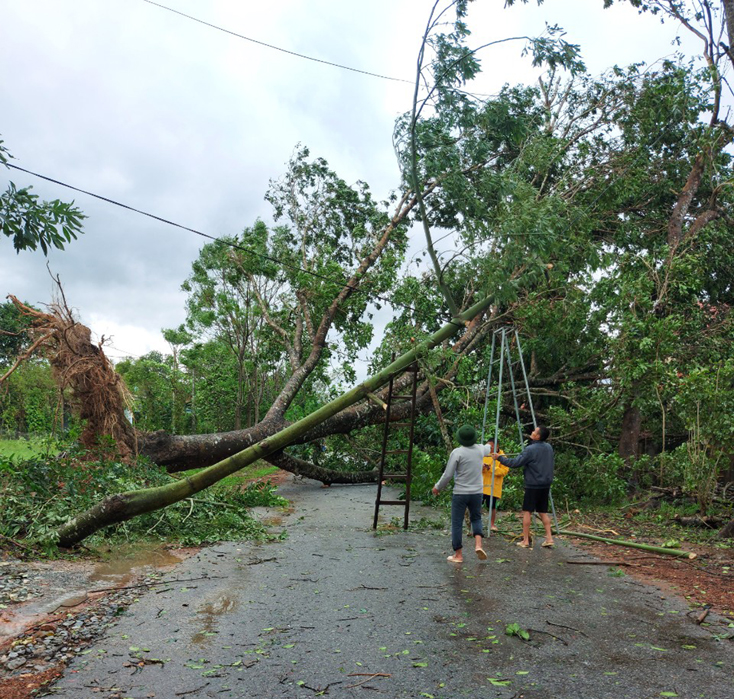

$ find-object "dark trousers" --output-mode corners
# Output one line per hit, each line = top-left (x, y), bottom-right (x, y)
(451, 493), (483, 551)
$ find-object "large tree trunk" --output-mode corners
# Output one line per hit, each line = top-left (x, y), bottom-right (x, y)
(618, 403), (641, 463)
(56, 293), (495, 547)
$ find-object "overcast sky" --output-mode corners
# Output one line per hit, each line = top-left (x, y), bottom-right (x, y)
(1, 0), (700, 368)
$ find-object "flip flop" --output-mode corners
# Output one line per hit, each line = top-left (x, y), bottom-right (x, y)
(516, 541), (531, 548)
(541, 541), (555, 548)
(447, 554), (463, 563)
(475, 548), (487, 560)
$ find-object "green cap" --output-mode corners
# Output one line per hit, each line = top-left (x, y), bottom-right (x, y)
(456, 424), (477, 447)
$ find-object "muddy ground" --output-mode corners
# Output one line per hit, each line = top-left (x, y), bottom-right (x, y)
(1, 474), (733, 699)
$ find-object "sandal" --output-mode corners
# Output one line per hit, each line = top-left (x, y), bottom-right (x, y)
(541, 540), (555, 548)
(475, 548), (487, 560)
(516, 541), (531, 548)
(447, 554), (463, 563)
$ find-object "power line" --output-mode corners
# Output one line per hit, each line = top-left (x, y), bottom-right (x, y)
(5, 162), (437, 322)
(141, 0), (414, 85)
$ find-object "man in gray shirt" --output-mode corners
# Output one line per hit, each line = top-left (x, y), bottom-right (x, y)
(433, 425), (492, 562)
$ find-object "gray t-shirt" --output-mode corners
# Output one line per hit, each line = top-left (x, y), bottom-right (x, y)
(434, 444), (492, 495)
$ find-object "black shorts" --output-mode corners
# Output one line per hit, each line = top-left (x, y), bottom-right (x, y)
(522, 487), (550, 513)
(482, 494), (500, 510)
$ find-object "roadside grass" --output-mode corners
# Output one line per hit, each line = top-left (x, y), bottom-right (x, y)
(0, 437), (59, 461)
(176, 462), (280, 493)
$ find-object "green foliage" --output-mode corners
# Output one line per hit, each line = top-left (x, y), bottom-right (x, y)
(411, 448), (449, 502)
(226, 479), (288, 508)
(552, 452), (628, 505)
(0, 359), (59, 435)
(0, 300), (34, 364)
(116, 352), (176, 433)
(0, 444), (279, 554)
(0, 138), (86, 254)
(505, 622), (530, 641)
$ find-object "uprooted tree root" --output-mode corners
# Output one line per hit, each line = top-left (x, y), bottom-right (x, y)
(3, 292), (137, 460)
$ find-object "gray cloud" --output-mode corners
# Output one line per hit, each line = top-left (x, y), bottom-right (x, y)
(1, 0), (699, 364)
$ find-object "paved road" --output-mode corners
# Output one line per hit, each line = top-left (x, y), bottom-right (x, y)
(47, 476), (732, 699)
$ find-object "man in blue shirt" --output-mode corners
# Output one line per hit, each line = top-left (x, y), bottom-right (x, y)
(494, 425), (554, 549)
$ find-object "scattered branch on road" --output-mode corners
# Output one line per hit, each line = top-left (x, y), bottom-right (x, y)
(558, 529), (697, 559)
(346, 673), (391, 689)
(546, 620), (587, 637)
(174, 683), (210, 696)
(566, 560), (631, 566)
(526, 628), (569, 645)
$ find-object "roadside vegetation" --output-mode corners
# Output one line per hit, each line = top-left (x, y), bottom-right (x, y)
(0, 436), (287, 557)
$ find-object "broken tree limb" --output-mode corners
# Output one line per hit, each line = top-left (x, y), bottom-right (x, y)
(673, 514), (726, 528)
(558, 529), (697, 559)
(696, 606), (711, 624)
(55, 293), (495, 547)
(366, 392), (388, 410)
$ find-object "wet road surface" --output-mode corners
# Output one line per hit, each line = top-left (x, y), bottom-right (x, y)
(46, 476), (733, 699)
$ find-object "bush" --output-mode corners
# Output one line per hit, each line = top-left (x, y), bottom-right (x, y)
(552, 451), (627, 505)
(0, 443), (282, 554)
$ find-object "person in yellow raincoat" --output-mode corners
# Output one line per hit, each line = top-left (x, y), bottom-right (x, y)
(482, 441), (509, 531)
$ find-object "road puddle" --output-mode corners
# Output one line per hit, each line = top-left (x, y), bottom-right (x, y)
(89, 543), (186, 584)
(0, 544), (191, 646)
(191, 592), (239, 645)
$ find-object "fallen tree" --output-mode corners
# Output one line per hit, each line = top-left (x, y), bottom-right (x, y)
(1, 290), (137, 460)
(56, 293), (495, 547)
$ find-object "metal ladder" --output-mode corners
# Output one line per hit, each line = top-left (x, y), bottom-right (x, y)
(480, 326), (560, 536)
(372, 362), (419, 530)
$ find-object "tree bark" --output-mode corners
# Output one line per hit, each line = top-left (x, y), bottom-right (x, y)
(719, 519), (734, 539)
(618, 403), (641, 462)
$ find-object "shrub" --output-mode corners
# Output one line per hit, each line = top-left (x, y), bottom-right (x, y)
(0, 442), (280, 554)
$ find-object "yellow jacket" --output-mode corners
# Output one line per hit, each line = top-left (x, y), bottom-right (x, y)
(483, 451), (509, 498)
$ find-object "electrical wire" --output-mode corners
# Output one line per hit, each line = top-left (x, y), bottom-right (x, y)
(140, 0), (498, 98)
(5, 162), (437, 322)
(141, 0), (413, 84)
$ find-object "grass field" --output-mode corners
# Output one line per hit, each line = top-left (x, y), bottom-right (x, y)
(177, 461), (280, 493)
(0, 438), (58, 461)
